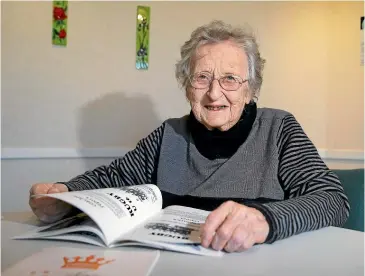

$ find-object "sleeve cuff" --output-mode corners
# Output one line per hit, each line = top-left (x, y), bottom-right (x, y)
(55, 181), (75, 192)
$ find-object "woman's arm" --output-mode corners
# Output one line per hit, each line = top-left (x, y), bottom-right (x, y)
(63, 124), (165, 191)
(252, 115), (350, 243)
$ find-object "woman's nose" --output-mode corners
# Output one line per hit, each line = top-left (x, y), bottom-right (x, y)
(206, 79), (223, 100)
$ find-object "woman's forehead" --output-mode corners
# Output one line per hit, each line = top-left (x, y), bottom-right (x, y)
(193, 41), (247, 72)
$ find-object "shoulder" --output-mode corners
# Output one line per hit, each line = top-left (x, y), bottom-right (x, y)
(144, 115), (188, 134)
(256, 107), (294, 121)
(255, 107), (303, 134)
(162, 114), (190, 134)
(163, 115), (190, 126)
(141, 115), (190, 142)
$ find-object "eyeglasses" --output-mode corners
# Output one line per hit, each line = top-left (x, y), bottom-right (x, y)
(189, 72), (247, 91)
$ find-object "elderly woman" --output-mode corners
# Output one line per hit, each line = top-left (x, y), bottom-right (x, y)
(29, 20), (349, 253)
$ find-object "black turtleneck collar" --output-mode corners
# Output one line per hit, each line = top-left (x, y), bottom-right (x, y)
(188, 102), (257, 160)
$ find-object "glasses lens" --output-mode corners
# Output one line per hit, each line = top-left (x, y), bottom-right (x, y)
(191, 73), (211, 89)
(220, 76), (240, 91)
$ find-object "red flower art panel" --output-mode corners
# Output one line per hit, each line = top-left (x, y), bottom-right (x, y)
(52, 1), (68, 46)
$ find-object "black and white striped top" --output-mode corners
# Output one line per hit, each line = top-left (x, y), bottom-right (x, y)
(64, 107), (350, 244)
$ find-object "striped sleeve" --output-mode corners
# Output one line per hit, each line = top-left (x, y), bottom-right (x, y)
(63, 124), (165, 191)
(252, 114), (350, 244)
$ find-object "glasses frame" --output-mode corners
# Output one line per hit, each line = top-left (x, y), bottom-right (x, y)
(188, 72), (248, 91)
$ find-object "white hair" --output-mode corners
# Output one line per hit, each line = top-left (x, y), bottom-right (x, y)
(175, 20), (265, 98)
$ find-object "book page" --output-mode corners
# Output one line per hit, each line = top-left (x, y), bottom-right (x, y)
(2, 247), (160, 276)
(35, 232), (107, 247)
(125, 205), (210, 244)
(31, 184), (163, 246)
(117, 240), (224, 257)
(13, 213), (108, 245)
(116, 205), (224, 256)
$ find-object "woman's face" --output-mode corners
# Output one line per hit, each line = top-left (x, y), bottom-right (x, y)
(186, 41), (251, 131)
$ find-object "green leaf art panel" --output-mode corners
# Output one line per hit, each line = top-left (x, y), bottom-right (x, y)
(136, 6), (150, 70)
(52, 1), (68, 46)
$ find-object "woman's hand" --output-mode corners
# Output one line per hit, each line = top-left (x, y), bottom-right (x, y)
(29, 183), (72, 224)
(200, 201), (269, 252)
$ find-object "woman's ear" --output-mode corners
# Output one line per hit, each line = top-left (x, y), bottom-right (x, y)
(244, 89), (253, 104)
(185, 87), (194, 102)
(185, 88), (190, 102)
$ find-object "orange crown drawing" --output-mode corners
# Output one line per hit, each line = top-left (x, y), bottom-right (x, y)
(61, 255), (115, 270)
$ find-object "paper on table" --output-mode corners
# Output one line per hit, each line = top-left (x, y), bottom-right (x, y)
(2, 247), (160, 276)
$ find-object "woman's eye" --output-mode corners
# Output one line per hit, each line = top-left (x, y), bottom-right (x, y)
(197, 74), (208, 80)
(224, 76), (237, 82)
(195, 74), (210, 83)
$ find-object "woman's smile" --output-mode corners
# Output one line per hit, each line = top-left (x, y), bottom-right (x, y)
(205, 105), (228, 111)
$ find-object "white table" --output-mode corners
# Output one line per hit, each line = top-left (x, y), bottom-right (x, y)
(2, 212), (364, 276)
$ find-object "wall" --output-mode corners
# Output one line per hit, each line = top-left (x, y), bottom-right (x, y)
(2, 1), (364, 212)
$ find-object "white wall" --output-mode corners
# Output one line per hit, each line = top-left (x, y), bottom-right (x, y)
(1, 158), (114, 212)
(2, 1), (364, 212)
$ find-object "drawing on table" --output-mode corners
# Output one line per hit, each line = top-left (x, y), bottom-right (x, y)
(61, 254), (115, 270)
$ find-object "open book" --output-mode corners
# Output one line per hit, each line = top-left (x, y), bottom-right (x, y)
(14, 184), (223, 257)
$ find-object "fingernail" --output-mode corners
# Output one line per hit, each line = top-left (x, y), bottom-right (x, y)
(225, 241), (235, 252)
(212, 236), (220, 250)
(200, 235), (207, 247)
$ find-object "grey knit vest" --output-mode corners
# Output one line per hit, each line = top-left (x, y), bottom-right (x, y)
(156, 108), (289, 200)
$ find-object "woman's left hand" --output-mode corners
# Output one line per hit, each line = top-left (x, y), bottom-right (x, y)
(200, 201), (269, 252)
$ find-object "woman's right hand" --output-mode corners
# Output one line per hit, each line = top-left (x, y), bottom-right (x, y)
(29, 183), (72, 224)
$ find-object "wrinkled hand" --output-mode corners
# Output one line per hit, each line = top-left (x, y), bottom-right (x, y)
(200, 201), (269, 252)
(29, 183), (72, 224)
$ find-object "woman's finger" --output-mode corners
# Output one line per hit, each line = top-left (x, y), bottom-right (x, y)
(224, 224), (249, 252)
(201, 201), (235, 248)
(42, 200), (70, 216)
(30, 183), (53, 196)
(29, 196), (57, 210)
(211, 210), (244, 251)
(48, 183), (68, 194)
(237, 232), (256, 251)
